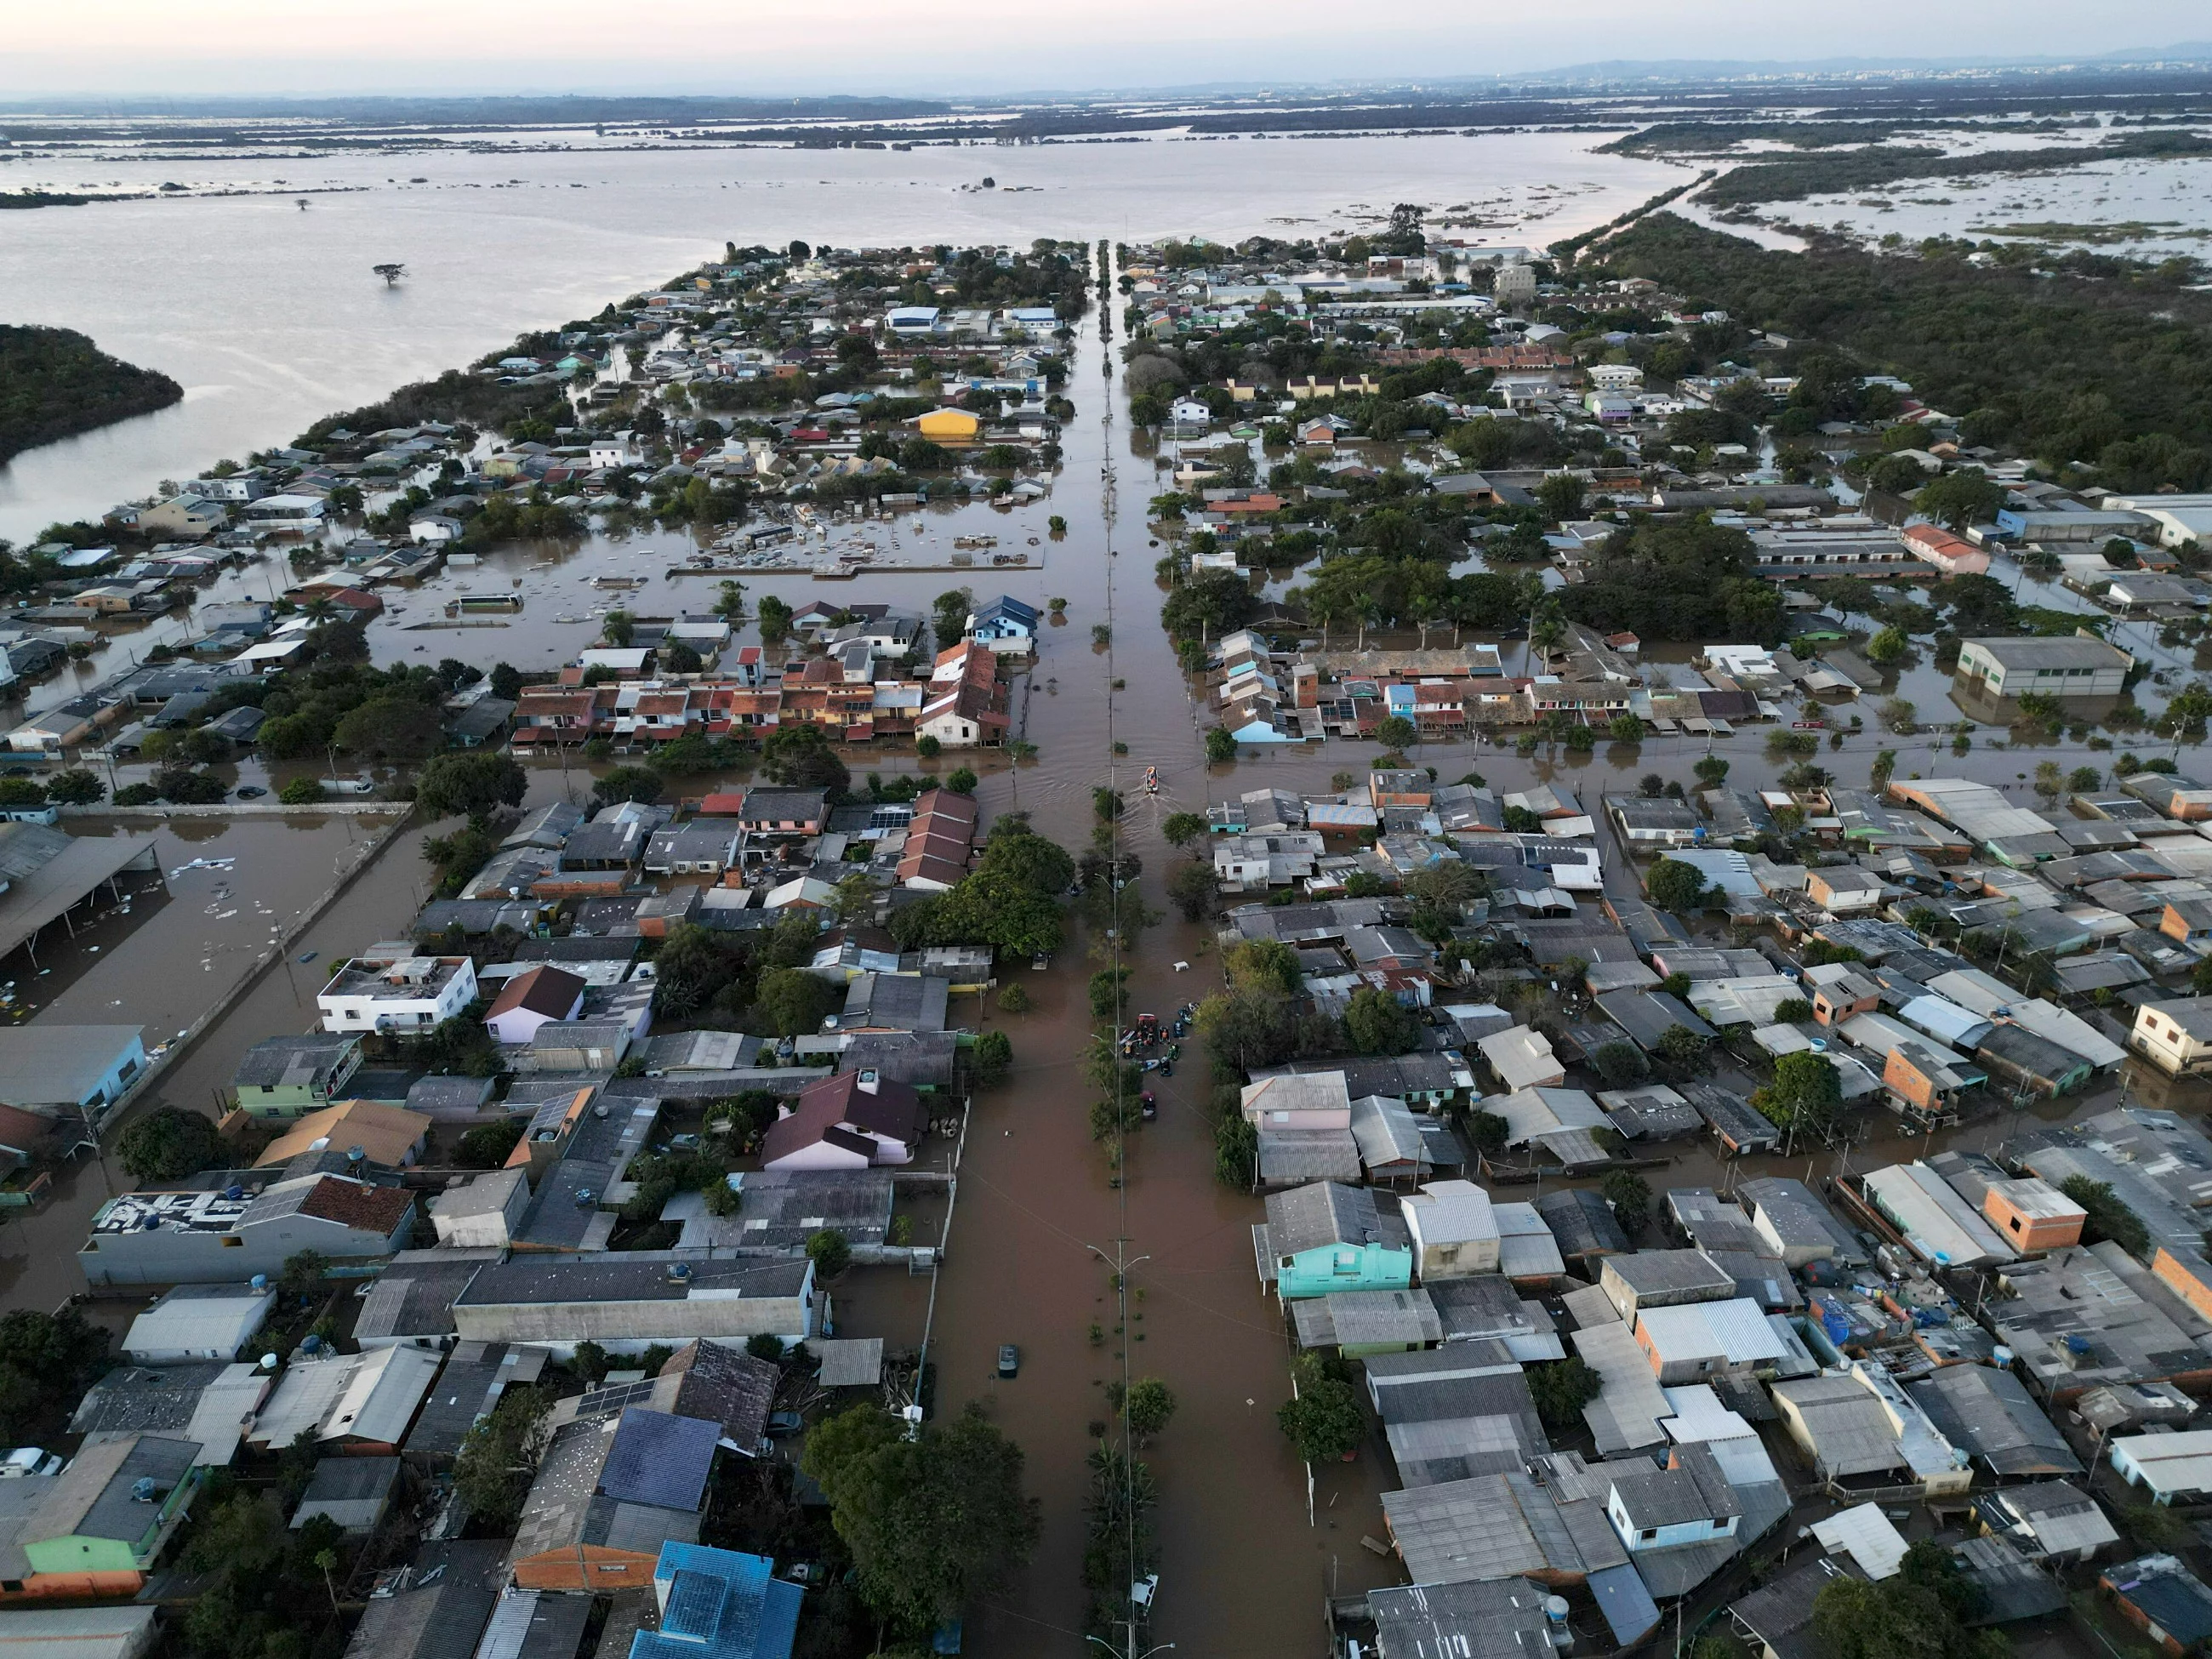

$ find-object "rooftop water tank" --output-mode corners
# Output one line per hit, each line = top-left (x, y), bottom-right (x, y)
(250, 1274), (268, 1293)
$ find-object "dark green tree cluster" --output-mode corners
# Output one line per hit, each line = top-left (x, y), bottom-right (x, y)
(0, 324), (182, 462)
(888, 817), (1075, 960)
(801, 1403), (1041, 1635)
(1557, 517), (1784, 645)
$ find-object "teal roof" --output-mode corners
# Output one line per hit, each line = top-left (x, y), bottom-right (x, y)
(637, 1542), (801, 1659)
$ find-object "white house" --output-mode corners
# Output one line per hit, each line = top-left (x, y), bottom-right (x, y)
(482, 966), (587, 1046)
(1399, 1180), (1500, 1280)
(1240, 1070), (1352, 1132)
(589, 436), (643, 469)
(2111, 1430), (2212, 1504)
(1213, 832), (1323, 889)
(2129, 1000), (2212, 1077)
(316, 956), (478, 1035)
(409, 515), (465, 544)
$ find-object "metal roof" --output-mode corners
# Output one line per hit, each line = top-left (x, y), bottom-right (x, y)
(1810, 1503), (1909, 1579)
(1912, 1360), (2082, 1477)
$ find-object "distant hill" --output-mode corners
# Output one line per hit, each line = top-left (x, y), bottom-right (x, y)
(0, 326), (182, 466)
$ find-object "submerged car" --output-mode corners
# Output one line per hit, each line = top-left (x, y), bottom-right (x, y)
(996, 1344), (1020, 1379)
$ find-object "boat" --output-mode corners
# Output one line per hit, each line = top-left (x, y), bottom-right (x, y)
(1141, 766), (1160, 794)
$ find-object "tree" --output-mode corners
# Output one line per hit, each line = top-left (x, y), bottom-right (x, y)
(1754, 1051), (1842, 1135)
(801, 1403), (1041, 1633)
(279, 777), (325, 805)
(279, 1249), (329, 1297)
(1593, 1041), (1649, 1087)
(1344, 987), (1418, 1055)
(2061, 1176), (2151, 1257)
(1693, 755), (1730, 790)
(332, 694), (444, 761)
(1604, 1171), (1653, 1238)
(755, 967), (841, 1036)
(1121, 1377), (1177, 1441)
(117, 1106), (223, 1183)
(590, 765), (663, 807)
(1656, 1024), (1710, 1073)
(1277, 1374), (1364, 1462)
(1089, 967), (1132, 1023)
(1645, 858), (1707, 914)
(1375, 715), (1418, 751)
(44, 768), (102, 806)
(415, 750), (527, 820)
(1214, 1114), (1258, 1189)
(915, 733), (942, 758)
(1226, 938), (1303, 998)
(756, 594), (793, 642)
(1609, 712), (1646, 744)
(453, 1387), (553, 1531)
(1165, 860), (1217, 921)
(1525, 1357), (1603, 1431)
(1536, 470), (1587, 525)
(972, 1029), (1013, 1090)
(1161, 812), (1207, 852)
(454, 1118), (526, 1168)
(1866, 626), (1908, 665)
(0, 1307), (109, 1440)
(945, 767), (978, 795)
(1197, 988), (1297, 1070)
(1405, 862), (1480, 915)
(932, 587), (974, 650)
(652, 922), (744, 1019)
(807, 1228), (852, 1280)
(1206, 727), (1239, 763)
(1914, 468), (2006, 533)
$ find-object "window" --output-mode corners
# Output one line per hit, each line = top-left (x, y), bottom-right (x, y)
(221, 1236), (243, 1248)
(1640, 1528), (1657, 1542)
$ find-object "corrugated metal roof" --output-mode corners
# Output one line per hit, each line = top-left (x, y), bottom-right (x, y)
(1811, 1503), (1909, 1579)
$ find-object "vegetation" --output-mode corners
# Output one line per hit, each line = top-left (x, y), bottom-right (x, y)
(1809, 1538), (2005, 1659)
(117, 1106), (225, 1183)
(414, 750), (527, 820)
(1602, 1171), (1653, 1239)
(453, 1386), (553, 1531)
(1645, 858), (1709, 914)
(1597, 214), (2212, 492)
(1753, 1051), (1843, 1137)
(1276, 1354), (1364, 1462)
(0, 324), (182, 462)
(801, 1403), (1041, 1635)
(0, 1307), (109, 1441)
(2060, 1176), (2151, 1258)
(1526, 1356), (1605, 1431)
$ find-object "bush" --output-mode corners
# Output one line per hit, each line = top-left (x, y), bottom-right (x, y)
(277, 777), (325, 805)
(117, 1107), (223, 1183)
(946, 767), (978, 795)
(997, 983), (1031, 1013)
(1277, 1373), (1363, 1462)
(807, 1228), (852, 1279)
(453, 1118), (527, 1168)
(916, 734), (942, 758)
(1592, 1042), (1649, 1088)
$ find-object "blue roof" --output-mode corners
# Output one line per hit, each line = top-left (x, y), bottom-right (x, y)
(601, 1409), (720, 1512)
(974, 595), (1039, 623)
(1588, 1564), (1662, 1645)
(637, 1542), (802, 1659)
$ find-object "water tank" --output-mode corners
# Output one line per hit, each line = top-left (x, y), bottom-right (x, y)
(130, 1478), (157, 1503)
(301, 1334), (322, 1356)
(250, 1274), (268, 1293)
(258, 1353), (278, 1371)
(346, 1145), (366, 1165)
(1808, 1037), (1827, 1052)
(667, 1262), (695, 1284)
(1993, 1345), (2015, 1367)
(1544, 1597), (1571, 1625)
(225, 1186), (245, 1202)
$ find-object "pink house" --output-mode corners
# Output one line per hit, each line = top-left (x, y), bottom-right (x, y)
(483, 966), (586, 1046)
(760, 1071), (927, 1170)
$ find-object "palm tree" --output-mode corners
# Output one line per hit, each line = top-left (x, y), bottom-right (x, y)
(1531, 611), (1567, 664)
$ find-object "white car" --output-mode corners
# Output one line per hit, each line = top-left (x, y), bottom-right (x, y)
(0, 1448), (63, 1479)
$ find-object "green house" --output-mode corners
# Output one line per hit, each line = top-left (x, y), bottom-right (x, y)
(231, 1033), (363, 1119)
(17, 1434), (202, 1587)
(1257, 1181), (1413, 1300)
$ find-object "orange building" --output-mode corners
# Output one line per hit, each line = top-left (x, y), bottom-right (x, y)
(1981, 1177), (2086, 1255)
(2152, 1247), (2212, 1325)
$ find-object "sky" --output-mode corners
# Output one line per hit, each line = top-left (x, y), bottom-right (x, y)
(3, 0), (2209, 99)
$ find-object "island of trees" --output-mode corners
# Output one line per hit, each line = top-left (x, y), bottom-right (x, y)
(0, 325), (184, 463)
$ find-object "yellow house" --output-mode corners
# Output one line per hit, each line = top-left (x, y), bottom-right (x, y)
(916, 408), (980, 442)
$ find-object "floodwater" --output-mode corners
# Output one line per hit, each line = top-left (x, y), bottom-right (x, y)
(0, 128), (1684, 543)
(0, 809), (423, 1314)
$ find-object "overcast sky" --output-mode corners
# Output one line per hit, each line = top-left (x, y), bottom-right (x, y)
(3, 0), (2208, 99)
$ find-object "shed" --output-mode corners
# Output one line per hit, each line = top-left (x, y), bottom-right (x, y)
(292, 1456), (400, 1536)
